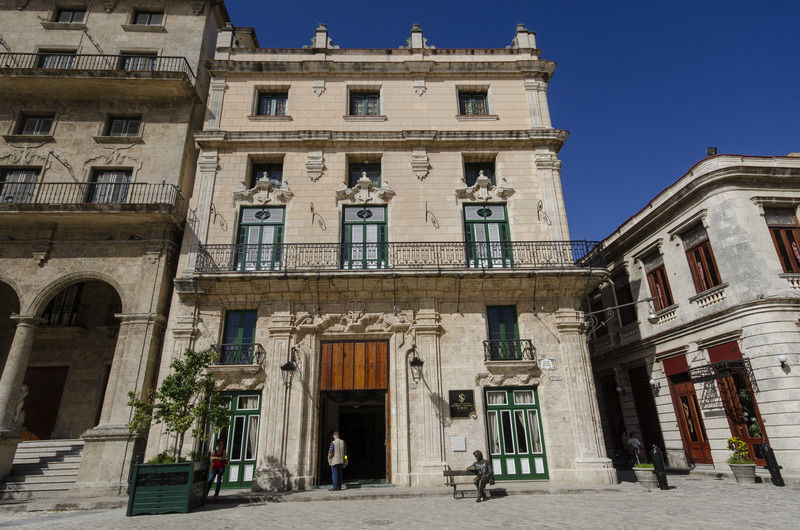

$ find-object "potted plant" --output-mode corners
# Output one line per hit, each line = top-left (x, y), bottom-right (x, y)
(125, 348), (230, 516)
(632, 462), (657, 489)
(727, 437), (756, 484)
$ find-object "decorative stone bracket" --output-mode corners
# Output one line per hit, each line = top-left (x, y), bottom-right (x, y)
(411, 150), (429, 180)
(306, 151), (324, 181)
(336, 173), (395, 204)
(455, 171), (514, 202)
(233, 177), (293, 205)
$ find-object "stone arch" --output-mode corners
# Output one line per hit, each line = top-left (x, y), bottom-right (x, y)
(27, 271), (127, 318)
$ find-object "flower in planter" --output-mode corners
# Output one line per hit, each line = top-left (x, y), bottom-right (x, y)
(727, 437), (754, 465)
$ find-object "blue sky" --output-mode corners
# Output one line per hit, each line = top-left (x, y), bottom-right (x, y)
(224, 0), (799, 242)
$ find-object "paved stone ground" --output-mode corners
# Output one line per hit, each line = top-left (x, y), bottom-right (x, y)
(0, 475), (797, 529)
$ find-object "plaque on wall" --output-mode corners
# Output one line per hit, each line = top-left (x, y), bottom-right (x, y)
(449, 390), (477, 419)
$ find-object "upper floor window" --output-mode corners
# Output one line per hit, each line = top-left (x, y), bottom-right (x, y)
(220, 310), (258, 365)
(0, 168), (39, 204)
(252, 163), (283, 188)
(38, 50), (76, 69)
(613, 271), (637, 326)
(105, 116), (141, 137)
(464, 161), (495, 186)
(765, 207), (800, 273)
(132, 10), (163, 26)
(681, 224), (722, 293)
(348, 162), (381, 188)
(56, 8), (86, 23)
(17, 114), (54, 135)
(349, 91), (380, 116)
(642, 250), (673, 311)
(459, 91), (489, 116)
(486, 305), (522, 359)
(236, 206), (285, 271)
(257, 92), (288, 116)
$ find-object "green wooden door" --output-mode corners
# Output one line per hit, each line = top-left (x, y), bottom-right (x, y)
(220, 310), (257, 365)
(486, 305), (521, 360)
(484, 387), (548, 480)
(236, 206), (284, 271)
(464, 204), (512, 268)
(214, 392), (261, 489)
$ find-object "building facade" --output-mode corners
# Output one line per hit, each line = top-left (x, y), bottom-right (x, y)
(153, 23), (614, 491)
(0, 0), (229, 496)
(588, 154), (800, 478)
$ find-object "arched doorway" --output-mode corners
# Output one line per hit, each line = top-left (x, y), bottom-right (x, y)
(0, 281), (21, 374)
(22, 280), (121, 440)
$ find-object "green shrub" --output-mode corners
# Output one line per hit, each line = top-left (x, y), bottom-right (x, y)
(146, 451), (189, 465)
(633, 462), (654, 469)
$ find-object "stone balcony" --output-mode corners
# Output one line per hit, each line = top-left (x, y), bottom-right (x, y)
(0, 53), (196, 98)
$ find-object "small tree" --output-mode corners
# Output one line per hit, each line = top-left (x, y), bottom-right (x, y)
(128, 348), (230, 461)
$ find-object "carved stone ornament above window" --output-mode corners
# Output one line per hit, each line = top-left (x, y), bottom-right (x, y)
(411, 150), (429, 180)
(233, 177), (293, 205)
(336, 173), (396, 204)
(191, 1), (205, 15)
(103, 0), (117, 12)
(455, 171), (514, 201)
(306, 151), (324, 181)
(294, 310), (413, 342)
(475, 369), (540, 388)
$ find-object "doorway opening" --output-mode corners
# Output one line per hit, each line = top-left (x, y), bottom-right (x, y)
(318, 389), (388, 486)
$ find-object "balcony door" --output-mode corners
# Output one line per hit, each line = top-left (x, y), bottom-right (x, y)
(89, 170), (130, 203)
(1, 169), (38, 204)
(342, 205), (387, 269)
(464, 204), (512, 268)
(220, 310), (257, 365)
(485, 388), (548, 480)
(486, 305), (520, 360)
(236, 207), (284, 271)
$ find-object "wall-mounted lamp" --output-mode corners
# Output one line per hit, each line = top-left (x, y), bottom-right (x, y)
(409, 347), (424, 385)
(778, 354), (788, 368)
(584, 297), (658, 334)
(280, 347), (298, 387)
(649, 378), (661, 395)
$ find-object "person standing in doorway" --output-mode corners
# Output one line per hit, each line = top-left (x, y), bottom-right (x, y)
(206, 440), (227, 497)
(327, 431), (348, 491)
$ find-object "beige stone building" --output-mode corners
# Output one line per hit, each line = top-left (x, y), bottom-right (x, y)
(0, 0), (229, 497)
(587, 154), (800, 479)
(154, 23), (614, 492)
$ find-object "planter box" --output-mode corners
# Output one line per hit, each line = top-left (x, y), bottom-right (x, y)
(729, 463), (756, 484)
(127, 461), (209, 516)
(633, 467), (657, 489)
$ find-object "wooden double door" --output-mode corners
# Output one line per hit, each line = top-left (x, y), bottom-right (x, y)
(669, 374), (712, 465)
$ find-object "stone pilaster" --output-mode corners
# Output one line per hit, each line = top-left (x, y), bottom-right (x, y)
(206, 78), (227, 131)
(535, 150), (567, 241)
(409, 302), (446, 486)
(554, 309), (615, 484)
(253, 310), (294, 491)
(0, 316), (43, 480)
(524, 78), (551, 128)
(183, 149), (219, 274)
(73, 313), (165, 497)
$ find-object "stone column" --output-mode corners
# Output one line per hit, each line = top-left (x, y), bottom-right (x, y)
(409, 302), (446, 487)
(253, 310), (294, 491)
(554, 309), (616, 485)
(73, 313), (165, 497)
(0, 316), (43, 480)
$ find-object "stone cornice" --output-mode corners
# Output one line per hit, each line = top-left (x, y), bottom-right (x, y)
(195, 129), (568, 149)
(205, 58), (555, 78)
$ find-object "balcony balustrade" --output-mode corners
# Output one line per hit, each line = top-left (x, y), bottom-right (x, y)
(196, 240), (604, 273)
(211, 343), (265, 366)
(0, 53), (196, 84)
(0, 182), (184, 213)
(483, 339), (535, 361)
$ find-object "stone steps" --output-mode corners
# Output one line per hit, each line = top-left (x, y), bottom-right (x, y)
(0, 439), (84, 501)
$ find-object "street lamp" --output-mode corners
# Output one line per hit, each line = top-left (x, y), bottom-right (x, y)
(280, 347), (297, 387)
(409, 347), (424, 384)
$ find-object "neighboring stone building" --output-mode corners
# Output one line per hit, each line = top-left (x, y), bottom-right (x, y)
(587, 154), (800, 477)
(155, 23), (613, 492)
(0, 0), (229, 496)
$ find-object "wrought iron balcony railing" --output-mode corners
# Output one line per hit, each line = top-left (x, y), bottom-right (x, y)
(0, 182), (184, 213)
(0, 53), (196, 85)
(196, 240), (604, 273)
(211, 343), (265, 366)
(483, 339), (535, 361)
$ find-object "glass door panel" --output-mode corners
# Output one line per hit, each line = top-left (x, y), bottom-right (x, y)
(214, 392), (261, 489)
